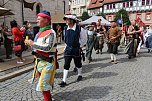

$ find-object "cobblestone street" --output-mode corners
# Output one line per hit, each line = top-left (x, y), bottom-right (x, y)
(1, 46), (152, 101)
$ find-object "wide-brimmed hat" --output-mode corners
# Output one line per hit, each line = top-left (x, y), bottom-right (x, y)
(86, 24), (95, 28)
(63, 14), (77, 21)
(87, 24), (94, 27)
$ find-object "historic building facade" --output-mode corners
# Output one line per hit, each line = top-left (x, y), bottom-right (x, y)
(87, 0), (103, 16)
(87, 0), (152, 25)
(70, 0), (90, 16)
(0, 0), (69, 27)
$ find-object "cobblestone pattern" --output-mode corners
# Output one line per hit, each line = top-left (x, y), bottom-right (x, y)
(1, 46), (152, 101)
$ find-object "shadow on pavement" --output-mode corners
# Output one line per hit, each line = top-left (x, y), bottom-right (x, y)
(55, 61), (114, 79)
(92, 57), (110, 62)
(118, 57), (137, 63)
(137, 53), (152, 58)
(83, 72), (118, 80)
(82, 62), (113, 74)
(54, 86), (112, 101)
(63, 72), (118, 86)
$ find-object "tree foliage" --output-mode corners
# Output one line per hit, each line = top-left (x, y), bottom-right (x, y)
(80, 11), (90, 21)
(114, 9), (131, 25)
(97, 12), (106, 19)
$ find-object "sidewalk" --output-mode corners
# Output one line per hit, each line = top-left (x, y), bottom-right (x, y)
(0, 44), (65, 72)
(0, 44), (87, 82)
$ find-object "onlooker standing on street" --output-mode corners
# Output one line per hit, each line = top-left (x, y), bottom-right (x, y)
(24, 21), (34, 40)
(0, 26), (4, 62)
(107, 21), (121, 64)
(25, 10), (57, 101)
(10, 20), (25, 63)
(0, 26), (3, 48)
(56, 24), (63, 44)
(1, 25), (13, 59)
(59, 14), (87, 87)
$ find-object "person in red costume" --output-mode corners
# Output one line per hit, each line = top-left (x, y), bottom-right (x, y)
(10, 20), (25, 63)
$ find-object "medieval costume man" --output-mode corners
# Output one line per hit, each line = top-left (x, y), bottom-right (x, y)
(127, 22), (142, 59)
(25, 10), (57, 101)
(107, 21), (121, 64)
(59, 14), (87, 87)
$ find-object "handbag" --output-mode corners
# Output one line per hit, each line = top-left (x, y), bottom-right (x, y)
(13, 45), (22, 51)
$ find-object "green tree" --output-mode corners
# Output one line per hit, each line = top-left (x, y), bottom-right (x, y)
(97, 12), (106, 19)
(114, 9), (131, 25)
(80, 11), (90, 21)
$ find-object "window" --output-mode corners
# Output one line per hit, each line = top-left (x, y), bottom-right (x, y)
(142, 0), (145, 5)
(145, 13), (151, 20)
(126, 2), (129, 7)
(113, 4), (115, 9)
(123, 2), (125, 7)
(130, 1), (133, 7)
(107, 5), (109, 9)
(110, 4), (112, 9)
(137, 14), (142, 19)
(108, 16), (112, 21)
(146, 0), (150, 5)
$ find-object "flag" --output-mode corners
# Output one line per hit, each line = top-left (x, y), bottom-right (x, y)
(117, 19), (123, 24)
(23, 0), (36, 11)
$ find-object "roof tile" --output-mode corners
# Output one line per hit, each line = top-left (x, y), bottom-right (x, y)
(87, 0), (124, 9)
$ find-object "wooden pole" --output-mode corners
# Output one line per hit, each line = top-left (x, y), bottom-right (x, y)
(63, 0), (65, 14)
(21, 0), (24, 24)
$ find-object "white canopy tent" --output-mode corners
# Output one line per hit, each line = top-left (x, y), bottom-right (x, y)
(80, 15), (111, 26)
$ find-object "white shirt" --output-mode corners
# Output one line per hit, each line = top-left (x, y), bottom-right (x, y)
(147, 29), (152, 36)
(88, 30), (94, 36)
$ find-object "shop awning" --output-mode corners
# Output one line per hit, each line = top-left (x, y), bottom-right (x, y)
(0, 7), (14, 16)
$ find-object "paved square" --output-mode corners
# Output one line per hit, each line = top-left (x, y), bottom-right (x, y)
(1, 47), (152, 101)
